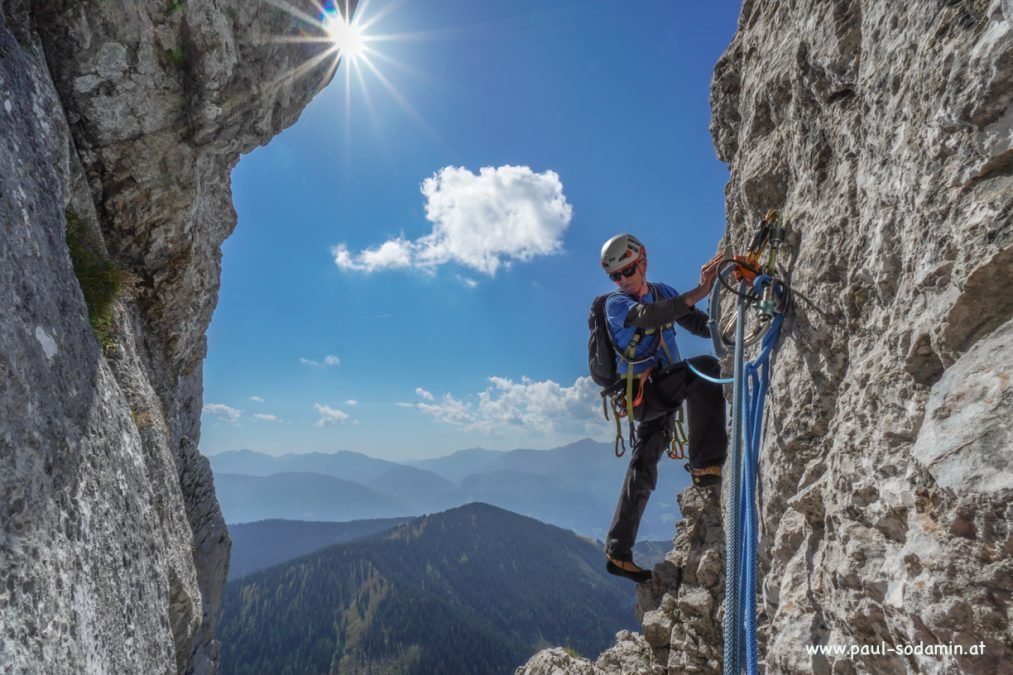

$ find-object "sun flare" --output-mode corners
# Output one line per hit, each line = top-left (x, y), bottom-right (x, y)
(323, 11), (365, 59)
(261, 0), (443, 154)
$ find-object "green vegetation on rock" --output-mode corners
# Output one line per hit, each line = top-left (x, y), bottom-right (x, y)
(65, 209), (126, 350)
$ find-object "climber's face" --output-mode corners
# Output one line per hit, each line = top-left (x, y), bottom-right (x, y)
(612, 259), (646, 295)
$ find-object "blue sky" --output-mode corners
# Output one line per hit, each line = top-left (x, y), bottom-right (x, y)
(201, 0), (743, 461)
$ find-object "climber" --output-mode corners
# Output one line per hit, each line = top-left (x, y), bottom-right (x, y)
(599, 234), (727, 583)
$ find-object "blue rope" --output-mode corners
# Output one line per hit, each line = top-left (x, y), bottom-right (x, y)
(723, 299), (784, 675)
(736, 312), (782, 674)
(723, 287), (748, 674)
(687, 360), (735, 384)
(704, 269), (786, 674)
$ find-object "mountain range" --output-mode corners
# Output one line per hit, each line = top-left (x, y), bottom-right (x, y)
(210, 438), (692, 541)
(227, 517), (411, 581)
(218, 503), (639, 674)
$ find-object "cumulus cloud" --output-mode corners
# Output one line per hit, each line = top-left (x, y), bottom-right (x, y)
(402, 393), (474, 427)
(402, 376), (602, 436)
(314, 403), (351, 427)
(301, 355), (340, 367)
(345, 400), (358, 406)
(415, 387), (434, 401)
(249, 396), (265, 403)
(203, 403), (242, 423)
(332, 237), (414, 273)
(253, 413), (280, 422)
(332, 165), (573, 276)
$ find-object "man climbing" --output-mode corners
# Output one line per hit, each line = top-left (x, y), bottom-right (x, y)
(599, 233), (727, 583)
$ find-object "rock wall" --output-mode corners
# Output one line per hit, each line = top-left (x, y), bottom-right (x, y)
(0, 0), (344, 672)
(715, 0), (1011, 671)
(521, 0), (1011, 673)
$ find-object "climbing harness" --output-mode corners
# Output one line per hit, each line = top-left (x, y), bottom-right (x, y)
(709, 210), (791, 675)
(595, 283), (679, 457)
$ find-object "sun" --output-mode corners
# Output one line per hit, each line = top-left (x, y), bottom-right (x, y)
(261, 0), (443, 152)
(323, 10), (365, 59)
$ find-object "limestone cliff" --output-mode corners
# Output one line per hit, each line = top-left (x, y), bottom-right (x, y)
(0, 1), (343, 672)
(520, 1), (1011, 673)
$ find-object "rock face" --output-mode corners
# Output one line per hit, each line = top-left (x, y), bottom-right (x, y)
(521, 1), (1011, 673)
(515, 631), (664, 675)
(637, 486), (725, 673)
(714, 0), (1012, 671)
(0, 0), (343, 672)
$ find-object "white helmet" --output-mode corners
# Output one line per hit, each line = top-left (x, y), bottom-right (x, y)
(600, 233), (645, 274)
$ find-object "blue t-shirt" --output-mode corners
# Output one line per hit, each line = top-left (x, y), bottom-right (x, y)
(605, 283), (682, 375)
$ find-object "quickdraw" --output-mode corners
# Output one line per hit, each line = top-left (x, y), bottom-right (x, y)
(605, 368), (649, 458)
(605, 383), (629, 457)
(667, 404), (689, 460)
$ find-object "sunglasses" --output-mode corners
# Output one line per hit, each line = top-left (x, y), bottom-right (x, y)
(609, 264), (639, 282)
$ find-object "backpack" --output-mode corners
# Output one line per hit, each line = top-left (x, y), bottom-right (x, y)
(587, 293), (619, 387)
(588, 290), (650, 455)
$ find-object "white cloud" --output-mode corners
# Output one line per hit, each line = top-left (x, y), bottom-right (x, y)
(301, 355), (340, 367)
(249, 396), (265, 403)
(456, 274), (478, 288)
(253, 413), (280, 422)
(415, 387), (434, 401)
(345, 400), (358, 406)
(407, 393), (474, 427)
(332, 165), (573, 276)
(202, 403), (242, 423)
(403, 376), (602, 436)
(314, 403), (351, 427)
(332, 237), (413, 273)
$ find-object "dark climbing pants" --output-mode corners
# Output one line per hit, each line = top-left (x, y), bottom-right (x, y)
(605, 355), (727, 560)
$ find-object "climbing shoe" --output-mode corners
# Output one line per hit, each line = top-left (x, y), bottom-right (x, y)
(606, 556), (652, 583)
(689, 464), (722, 487)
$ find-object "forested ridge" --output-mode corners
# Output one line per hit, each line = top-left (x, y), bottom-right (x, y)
(228, 517), (411, 580)
(219, 503), (637, 674)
